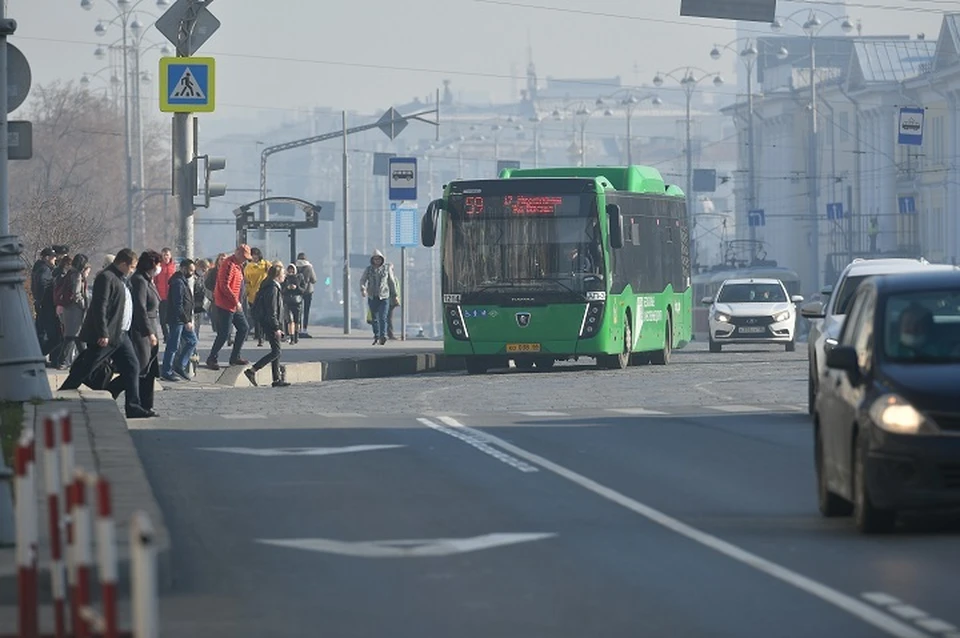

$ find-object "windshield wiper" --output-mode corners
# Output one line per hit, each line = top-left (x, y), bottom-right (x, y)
(508, 277), (578, 295)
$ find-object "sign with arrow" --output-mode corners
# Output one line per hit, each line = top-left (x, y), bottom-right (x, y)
(197, 445), (403, 457)
(257, 533), (556, 558)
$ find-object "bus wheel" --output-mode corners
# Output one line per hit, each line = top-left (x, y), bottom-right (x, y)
(465, 358), (488, 375)
(651, 316), (672, 365)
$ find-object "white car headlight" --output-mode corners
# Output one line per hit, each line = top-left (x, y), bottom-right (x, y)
(773, 310), (791, 322)
(713, 311), (730, 323)
(867, 394), (938, 435)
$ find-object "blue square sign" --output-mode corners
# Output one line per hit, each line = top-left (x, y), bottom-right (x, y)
(897, 107), (924, 146)
(388, 157), (417, 201)
(160, 57), (215, 112)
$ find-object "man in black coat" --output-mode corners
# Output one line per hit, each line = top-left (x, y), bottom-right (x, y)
(60, 249), (155, 419)
(160, 259), (198, 381)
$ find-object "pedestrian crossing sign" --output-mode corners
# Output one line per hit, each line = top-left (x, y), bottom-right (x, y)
(159, 57), (215, 113)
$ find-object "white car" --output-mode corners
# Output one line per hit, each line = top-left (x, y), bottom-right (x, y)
(702, 278), (804, 352)
(800, 257), (960, 414)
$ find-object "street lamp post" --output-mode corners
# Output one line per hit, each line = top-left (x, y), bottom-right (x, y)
(551, 102), (595, 167)
(84, 0), (169, 248)
(711, 39), (789, 246)
(652, 68), (724, 251)
(771, 10), (854, 292)
(598, 90), (661, 165)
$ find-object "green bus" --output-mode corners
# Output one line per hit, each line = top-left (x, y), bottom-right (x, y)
(420, 165), (692, 374)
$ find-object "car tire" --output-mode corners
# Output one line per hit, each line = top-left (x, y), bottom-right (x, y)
(465, 358), (488, 375)
(853, 432), (896, 534)
(709, 338), (721, 353)
(650, 316), (671, 365)
(786, 340), (796, 352)
(815, 426), (853, 517)
(807, 358), (818, 415)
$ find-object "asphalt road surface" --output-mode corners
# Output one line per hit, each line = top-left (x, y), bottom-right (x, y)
(135, 343), (960, 638)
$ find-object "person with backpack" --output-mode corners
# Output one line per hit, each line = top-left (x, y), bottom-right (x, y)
(57, 254), (91, 369)
(245, 264), (291, 387)
(281, 263), (305, 344)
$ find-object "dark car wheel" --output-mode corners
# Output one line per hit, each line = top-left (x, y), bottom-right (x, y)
(786, 340), (796, 352)
(853, 432), (896, 534)
(815, 426), (853, 517)
(709, 338), (721, 353)
(807, 359), (817, 415)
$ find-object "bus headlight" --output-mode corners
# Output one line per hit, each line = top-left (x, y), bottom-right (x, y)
(444, 304), (470, 341)
(579, 301), (605, 339)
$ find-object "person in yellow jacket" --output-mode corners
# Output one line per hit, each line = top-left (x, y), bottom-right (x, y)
(243, 247), (271, 346)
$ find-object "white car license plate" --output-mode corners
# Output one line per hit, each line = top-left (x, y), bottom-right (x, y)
(738, 326), (765, 334)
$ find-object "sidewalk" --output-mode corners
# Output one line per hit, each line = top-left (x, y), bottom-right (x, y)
(45, 324), (462, 390)
(0, 390), (170, 632)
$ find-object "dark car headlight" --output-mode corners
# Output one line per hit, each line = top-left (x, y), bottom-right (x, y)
(868, 394), (939, 436)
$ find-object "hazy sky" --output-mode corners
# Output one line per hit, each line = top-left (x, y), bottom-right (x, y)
(8, 0), (946, 126)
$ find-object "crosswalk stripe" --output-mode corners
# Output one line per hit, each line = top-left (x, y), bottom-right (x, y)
(705, 405), (770, 413)
(517, 411), (569, 417)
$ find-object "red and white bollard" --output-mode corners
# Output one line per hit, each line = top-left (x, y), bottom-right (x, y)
(43, 415), (67, 638)
(59, 412), (80, 635)
(95, 475), (119, 638)
(72, 472), (93, 638)
(15, 429), (38, 638)
(131, 511), (159, 638)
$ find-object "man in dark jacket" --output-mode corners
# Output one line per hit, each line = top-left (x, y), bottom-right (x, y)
(160, 259), (198, 382)
(31, 247), (59, 360)
(60, 249), (155, 419)
(244, 264), (290, 388)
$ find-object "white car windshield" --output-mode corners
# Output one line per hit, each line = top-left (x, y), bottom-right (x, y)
(717, 283), (786, 303)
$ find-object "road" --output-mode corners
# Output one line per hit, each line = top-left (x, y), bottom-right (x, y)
(134, 343), (960, 638)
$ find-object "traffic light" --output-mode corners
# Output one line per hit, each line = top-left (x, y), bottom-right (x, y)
(195, 154), (227, 208)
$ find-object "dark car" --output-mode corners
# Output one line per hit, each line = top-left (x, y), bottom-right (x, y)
(814, 270), (960, 533)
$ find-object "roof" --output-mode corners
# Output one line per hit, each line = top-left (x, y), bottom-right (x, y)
(841, 257), (952, 277)
(720, 278), (785, 286)
(933, 14), (960, 72)
(848, 40), (935, 87)
(870, 269), (960, 292)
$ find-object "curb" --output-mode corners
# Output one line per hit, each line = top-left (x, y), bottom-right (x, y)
(192, 353), (467, 386)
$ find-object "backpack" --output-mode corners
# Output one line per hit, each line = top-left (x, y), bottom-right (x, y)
(53, 271), (73, 307)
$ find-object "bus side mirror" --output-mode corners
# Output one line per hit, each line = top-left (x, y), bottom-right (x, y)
(421, 199), (443, 247)
(607, 204), (623, 249)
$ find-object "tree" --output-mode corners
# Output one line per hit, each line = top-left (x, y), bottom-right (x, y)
(9, 81), (172, 263)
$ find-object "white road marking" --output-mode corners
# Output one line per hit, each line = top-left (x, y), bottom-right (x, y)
(315, 412), (367, 418)
(863, 593), (904, 606)
(706, 404), (770, 413)
(432, 416), (931, 638)
(862, 592), (958, 635)
(257, 532), (556, 558)
(608, 408), (668, 416)
(779, 405), (806, 412)
(517, 411), (568, 417)
(197, 444), (404, 457)
(220, 414), (267, 420)
(418, 418), (538, 473)
(917, 619), (957, 633)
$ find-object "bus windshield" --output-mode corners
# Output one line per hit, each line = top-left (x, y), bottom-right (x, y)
(442, 180), (602, 295)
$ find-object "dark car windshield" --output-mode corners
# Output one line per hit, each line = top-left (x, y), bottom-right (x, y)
(882, 291), (960, 363)
(717, 283), (786, 303)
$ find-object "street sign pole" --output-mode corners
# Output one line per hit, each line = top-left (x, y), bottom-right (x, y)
(0, 9), (51, 404)
(400, 246), (406, 341)
(342, 111), (351, 334)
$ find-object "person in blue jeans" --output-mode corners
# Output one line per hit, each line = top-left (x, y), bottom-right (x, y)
(160, 259), (199, 381)
(359, 249), (398, 345)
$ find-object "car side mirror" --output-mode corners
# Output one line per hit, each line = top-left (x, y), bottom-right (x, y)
(701, 296), (714, 306)
(826, 345), (862, 385)
(791, 295), (805, 303)
(800, 301), (825, 319)
(820, 285), (833, 296)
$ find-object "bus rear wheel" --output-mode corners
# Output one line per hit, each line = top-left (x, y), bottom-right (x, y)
(651, 315), (672, 365)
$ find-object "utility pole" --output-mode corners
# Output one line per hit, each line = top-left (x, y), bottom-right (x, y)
(342, 111), (351, 333)
(807, 35), (820, 292)
(0, 6), (52, 401)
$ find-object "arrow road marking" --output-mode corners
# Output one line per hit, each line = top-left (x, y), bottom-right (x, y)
(197, 444), (404, 457)
(257, 533), (556, 558)
(432, 416), (931, 638)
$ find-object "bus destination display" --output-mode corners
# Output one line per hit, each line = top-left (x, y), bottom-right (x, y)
(463, 194), (573, 216)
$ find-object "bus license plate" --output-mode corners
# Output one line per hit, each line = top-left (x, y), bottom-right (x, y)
(738, 327), (765, 334)
(507, 343), (541, 353)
